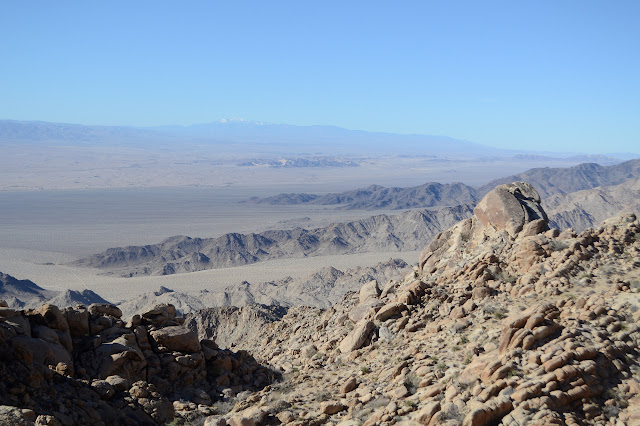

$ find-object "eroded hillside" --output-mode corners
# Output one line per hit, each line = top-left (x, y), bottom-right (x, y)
(188, 182), (640, 425)
(2, 181), (640, 425)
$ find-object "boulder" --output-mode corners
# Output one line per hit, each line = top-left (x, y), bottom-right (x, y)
(340, 376), (357, 394)
(142, 304), (177, 327)
(339, 320), (375, 353)
(36, 304), (69, 332)
(320, 401), (347, 415)
(64, 307), (90, 337)
(0, 308), (31, 336)
(150, 326), (201, 353)
(375, 302), (407, 321)
(359, 280), (381, 303)
(91, 379), (116, 399)
(349, 298), (384, 323)
(12, 335), (72, 373)
(105, 375), (130, 391)
(84, 332), (147, 380)
(474, 182), (547, 238)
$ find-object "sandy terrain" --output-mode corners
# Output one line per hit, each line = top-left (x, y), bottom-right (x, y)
(0, 187), (396, 254)
(0, 142), (592, 191)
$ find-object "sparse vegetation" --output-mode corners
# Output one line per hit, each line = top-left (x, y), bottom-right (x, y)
(496, 271), (517, 283)
(493, 310), (507, 320)
(507, 368), (523, 378)
(550, 240), (569, 252)
(315, 390), (332, 402)
(404, 400), (417, 408)
(404, 372), (420, 392)
(440, 404), (463, 421)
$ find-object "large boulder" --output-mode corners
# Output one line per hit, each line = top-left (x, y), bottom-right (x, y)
(150, 326), (201, 353)
(142, 304), (178, 327)
(474, 182), (548, 238)
(64, 306), (90, 337)
(89, 303), (123, 319)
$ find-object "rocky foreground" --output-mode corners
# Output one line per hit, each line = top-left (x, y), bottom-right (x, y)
(0, 302), (276, 425)
(2, 181), (640, 425)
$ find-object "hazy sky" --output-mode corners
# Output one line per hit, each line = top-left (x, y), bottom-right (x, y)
(1, 1), (638, 153)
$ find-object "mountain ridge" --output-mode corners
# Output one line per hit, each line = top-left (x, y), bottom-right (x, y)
(241, 159), (640, 209)
(0, 271), (110, 309)
(479, 158), (640, 198)
(241, 182), (480, 210)
(72, 206), (473, 276)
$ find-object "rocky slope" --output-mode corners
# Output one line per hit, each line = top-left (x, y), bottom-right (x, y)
(3, 181), (640, 425)
(241, 182), (479, 210)
(118, 259), (411, 320)
(184, 182), (640, 425)
(73, 206), (472, 277)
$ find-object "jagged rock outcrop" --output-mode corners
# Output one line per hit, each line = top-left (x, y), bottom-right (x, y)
(0, 302), (276, 425)
(186, 182), (640, 425)
(419, 181), (549, 274)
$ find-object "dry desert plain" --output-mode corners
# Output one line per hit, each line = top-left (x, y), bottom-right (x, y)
(0, 155), (596, 303)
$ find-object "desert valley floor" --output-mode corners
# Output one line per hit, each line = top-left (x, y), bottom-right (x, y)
(0, 186), (421, 302)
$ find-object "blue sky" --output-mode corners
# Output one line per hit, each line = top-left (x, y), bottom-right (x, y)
(1, 1), (638, 153)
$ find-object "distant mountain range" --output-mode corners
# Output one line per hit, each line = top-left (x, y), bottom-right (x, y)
(241, 159), (640, 209)
(0, 120), (170, 146)
(479, 159), (640, 198)
(241, 182), (480, 210)
(72, 206), (472, 276)
(544, 178), (640, 231)
(0, 119), (496, 156)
